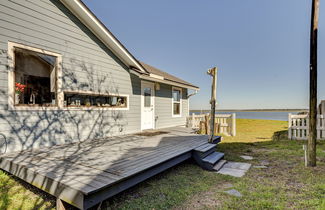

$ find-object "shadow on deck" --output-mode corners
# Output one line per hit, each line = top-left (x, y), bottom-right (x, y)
(0, 127), (210, 209)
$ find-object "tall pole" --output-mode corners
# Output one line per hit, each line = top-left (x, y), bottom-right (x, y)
(207, 67), (218, 143)
(308, 0), (320, 167)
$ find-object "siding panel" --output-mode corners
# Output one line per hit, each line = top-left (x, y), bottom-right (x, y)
(0, 0), (141, 152)
(155, 83), (188, 129)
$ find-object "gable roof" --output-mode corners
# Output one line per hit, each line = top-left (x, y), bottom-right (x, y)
(60, 0), (199, 90)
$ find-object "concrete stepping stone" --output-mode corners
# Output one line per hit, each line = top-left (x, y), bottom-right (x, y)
(224, 162), (251, 170)
(217, 161), (251, 177)
(253, 165), (268, 169)
(224, 189), (242, 197)
(240, 155), (253, 160)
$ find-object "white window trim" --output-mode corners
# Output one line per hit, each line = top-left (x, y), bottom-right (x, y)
(172, 86), (182, 118)
(7, 42), (64, 111)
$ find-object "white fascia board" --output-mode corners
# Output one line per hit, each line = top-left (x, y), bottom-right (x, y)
(129, 70), (199, 91)
(60, 0), (147, 73)
(138, 74), (200, 91)
(149, 73), (164, 80)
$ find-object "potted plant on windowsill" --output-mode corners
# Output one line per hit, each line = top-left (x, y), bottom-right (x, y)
(15, 82), (26, 104)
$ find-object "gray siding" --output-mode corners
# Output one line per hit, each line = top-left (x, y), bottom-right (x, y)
(155, 83), (188, 129)
(0, 0), (142, 152)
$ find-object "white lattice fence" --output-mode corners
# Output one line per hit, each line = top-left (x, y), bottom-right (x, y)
(288, 114), (325, 140)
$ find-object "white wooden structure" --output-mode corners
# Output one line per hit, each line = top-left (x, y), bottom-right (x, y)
(288, 114), (325, 140)
(288, 101), (325, 140)
(187, 113), (236, 136)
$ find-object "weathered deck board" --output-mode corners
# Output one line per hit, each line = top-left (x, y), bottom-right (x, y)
(0, 127), (209, 209)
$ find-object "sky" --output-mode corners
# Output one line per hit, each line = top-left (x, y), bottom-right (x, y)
(83, 0), (324, 110)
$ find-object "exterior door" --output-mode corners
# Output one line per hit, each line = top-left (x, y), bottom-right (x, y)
(141, 81), (155, 130)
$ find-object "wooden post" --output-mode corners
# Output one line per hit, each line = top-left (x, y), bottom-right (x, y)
(207, 67), (218, 143)
(307, 0), (319, 167)
(191, 113), (195, 129)
(214, 123), (219, 134)
(199, 121), (205, 134)
(231, 113), (236, 136)
(288, 113), (292, 140)
(204, 114), (209, 135)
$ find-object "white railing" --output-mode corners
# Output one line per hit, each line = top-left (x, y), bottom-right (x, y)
(187, 113), (236, 136)
(288, 114), (325, 140)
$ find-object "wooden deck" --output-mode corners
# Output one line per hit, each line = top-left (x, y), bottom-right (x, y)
(0, 127), (209, 209)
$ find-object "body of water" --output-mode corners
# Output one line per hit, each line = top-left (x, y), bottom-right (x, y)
(189, 111), (299, 121)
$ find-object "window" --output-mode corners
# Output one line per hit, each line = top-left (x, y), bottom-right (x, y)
(144, 87), (152, 107)
(8, 42), (63, 109)
(14, 48), (57, 106)
(64, 92), (128, 109)
(172, 87), (182, 117)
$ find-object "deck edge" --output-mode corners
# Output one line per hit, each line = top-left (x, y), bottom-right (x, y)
(0, 157), (85, 209)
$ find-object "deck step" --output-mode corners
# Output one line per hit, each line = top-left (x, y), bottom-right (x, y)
(194, 143), (216, 153)
(213, 159), (227, 171)
(193, 143), (217, 159)
(192, 140), (223, 171)
(202, 152), (224, 165)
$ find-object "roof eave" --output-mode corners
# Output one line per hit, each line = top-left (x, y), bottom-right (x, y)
(130, 70), (200, 91)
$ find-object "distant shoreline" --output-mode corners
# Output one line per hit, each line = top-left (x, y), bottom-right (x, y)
(190, 109), (308, 113)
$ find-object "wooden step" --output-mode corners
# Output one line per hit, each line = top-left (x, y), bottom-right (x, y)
(210, 136), (222, 144)
(202, 152), (224, 165)
(193, 143), (216, 159)
(194, 143), (216, 153)
(213, 159), (227, 171)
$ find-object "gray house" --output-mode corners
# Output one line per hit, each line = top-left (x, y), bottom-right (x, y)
(0, 0), (199, 153)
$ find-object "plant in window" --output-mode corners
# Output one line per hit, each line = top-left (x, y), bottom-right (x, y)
(15, 82), (26, 104)
(13, 47), (58, 107)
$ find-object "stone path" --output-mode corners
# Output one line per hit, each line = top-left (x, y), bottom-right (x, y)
(253, 160), (270, 169)
(253, 165), (268, 169)
(217, 161), (251, 177)
(240, 155), (254, 160)
(224, 189), (242, 197)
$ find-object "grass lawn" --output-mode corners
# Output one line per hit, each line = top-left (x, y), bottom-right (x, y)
(1, 119), (325, 209)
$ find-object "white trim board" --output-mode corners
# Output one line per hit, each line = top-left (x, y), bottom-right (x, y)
(130, 70), (200, 91)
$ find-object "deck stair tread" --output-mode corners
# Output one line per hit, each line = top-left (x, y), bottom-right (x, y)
(213, 159), (227, 171)
(194, 143), (216, 153)
(202, 152), (224, 165)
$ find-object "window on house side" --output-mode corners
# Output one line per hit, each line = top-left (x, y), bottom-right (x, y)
(172, 88), (182, 116)
(13, 48), (57, 106)
(64, 92), (128, 108)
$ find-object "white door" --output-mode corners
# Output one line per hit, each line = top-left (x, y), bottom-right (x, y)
(141, 82), (155, 130)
